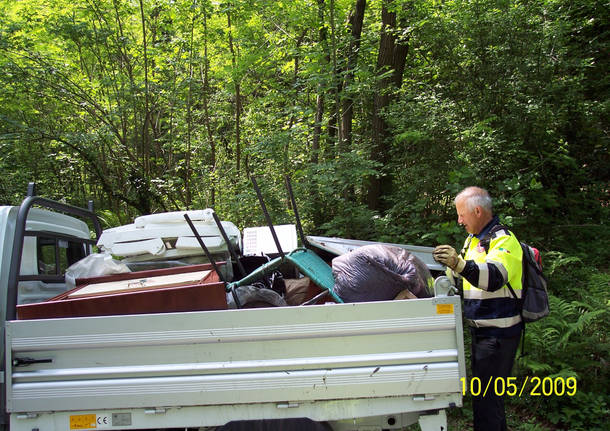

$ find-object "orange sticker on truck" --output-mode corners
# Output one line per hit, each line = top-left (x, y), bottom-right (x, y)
(70, 414), (96, 430)
(436, 304), (454, 314)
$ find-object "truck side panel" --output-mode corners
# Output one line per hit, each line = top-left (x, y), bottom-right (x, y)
(6, 297), (464, 425)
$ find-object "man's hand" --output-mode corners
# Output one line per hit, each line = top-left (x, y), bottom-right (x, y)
(433, 245), (466, 273)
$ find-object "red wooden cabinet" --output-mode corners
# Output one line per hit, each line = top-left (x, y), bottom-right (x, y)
(17, 263), (227, 320)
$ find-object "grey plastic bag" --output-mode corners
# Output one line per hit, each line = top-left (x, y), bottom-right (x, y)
(332, 244), (432, 302)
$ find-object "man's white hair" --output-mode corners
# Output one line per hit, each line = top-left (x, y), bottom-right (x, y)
(455, 186), (493, 213)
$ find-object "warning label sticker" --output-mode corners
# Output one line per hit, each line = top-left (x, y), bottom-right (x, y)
(70, 414), (96, 430)
(436, 304), (454, 314)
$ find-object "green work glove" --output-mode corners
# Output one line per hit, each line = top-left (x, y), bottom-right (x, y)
(433, 245), (466, 273)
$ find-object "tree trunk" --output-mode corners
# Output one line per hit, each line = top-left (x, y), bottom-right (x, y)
(201, 5), (216, 207)
(138, 0), (151, 176)
(367, 0), (409, 211)
(227, 7), (242, 176)
(340, 0), (366, 154)
(285, 31), (306, 175)
(185, 14), (195, 209)
(328, 0), (341, 151)
(312, 0), (328, 164)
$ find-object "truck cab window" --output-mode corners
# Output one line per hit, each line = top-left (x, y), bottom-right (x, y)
(37, 237), (57, 275)
(36, 236), (87, 276)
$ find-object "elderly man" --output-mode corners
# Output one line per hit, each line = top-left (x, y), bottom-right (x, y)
(434, 187), (523, 431)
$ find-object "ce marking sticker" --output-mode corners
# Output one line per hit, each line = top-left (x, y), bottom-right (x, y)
(70, 413), (131, 429)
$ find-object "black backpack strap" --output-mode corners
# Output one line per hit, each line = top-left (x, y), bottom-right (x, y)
(520, 325), (527, 357)
(507, 280), (526, 356)
(480, 224), (510, 254)
(506, 281), (518, 300)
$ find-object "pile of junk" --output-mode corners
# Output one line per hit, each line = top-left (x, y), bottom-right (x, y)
(17, 177), (447, 320)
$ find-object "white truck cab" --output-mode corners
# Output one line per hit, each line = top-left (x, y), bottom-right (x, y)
(1, 207), (90, 305)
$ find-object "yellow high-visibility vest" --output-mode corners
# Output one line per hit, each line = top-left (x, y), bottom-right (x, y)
(462, 227), (523, 332)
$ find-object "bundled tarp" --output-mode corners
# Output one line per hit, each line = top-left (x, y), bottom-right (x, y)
(332, 244), (433, 302)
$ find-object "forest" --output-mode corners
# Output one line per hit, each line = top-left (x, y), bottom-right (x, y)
(0, 0), (608, 429)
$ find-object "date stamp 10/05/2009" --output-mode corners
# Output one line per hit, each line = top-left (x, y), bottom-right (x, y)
(461, 376), (577, 397)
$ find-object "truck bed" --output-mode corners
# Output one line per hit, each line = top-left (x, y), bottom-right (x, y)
(6, 296), (465, 430)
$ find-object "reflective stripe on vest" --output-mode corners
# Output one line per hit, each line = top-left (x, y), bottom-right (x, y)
(469, 315), (523, 329)
(471, 260), (508, 291)
(488, 259), (508, 285)
(463, 286), (522, 300)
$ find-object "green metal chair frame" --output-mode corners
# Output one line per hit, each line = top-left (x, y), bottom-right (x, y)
(227, 248), (343, 303)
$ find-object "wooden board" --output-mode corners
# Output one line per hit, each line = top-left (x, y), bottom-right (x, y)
(68, 270), (212, 298)
(17, 263), (227, 320)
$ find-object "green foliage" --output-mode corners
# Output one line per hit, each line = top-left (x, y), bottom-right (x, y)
(512, 421), (551, 431)
(517, 294), (609, 380)
(510, 258), (610, 430)
(96, 210), (124, 230)
(544, 391), (610, 431)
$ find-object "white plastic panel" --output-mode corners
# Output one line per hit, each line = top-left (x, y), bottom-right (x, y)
(107, 238), (166, 257)
(134, 209), (214, 228)
(98, 218), (240, 254)
(243, 225), (298, 255)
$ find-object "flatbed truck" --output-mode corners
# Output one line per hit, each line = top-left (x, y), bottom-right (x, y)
(0, 189), (465, 431)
